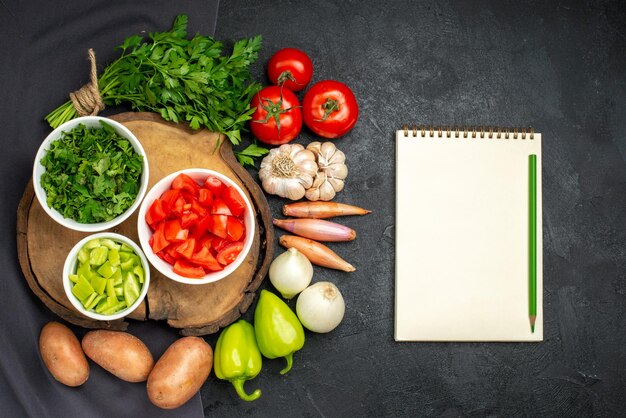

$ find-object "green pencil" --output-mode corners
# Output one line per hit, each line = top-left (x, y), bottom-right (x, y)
(529, 154), (537, 332)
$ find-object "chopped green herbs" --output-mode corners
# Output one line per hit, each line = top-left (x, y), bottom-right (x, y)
(45, 15), (266, 162)
(40, 121), (143, 224)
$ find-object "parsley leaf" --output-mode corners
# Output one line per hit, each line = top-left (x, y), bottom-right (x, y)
(45, 15), (264, 165)
(40, 121), (143, 224)
(235, 142), (270, 168)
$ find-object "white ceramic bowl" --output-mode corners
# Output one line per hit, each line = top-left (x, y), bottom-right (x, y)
(63, 232), (150, 321)
(33, 116), (149, 232)
(137, 168), (255, 285)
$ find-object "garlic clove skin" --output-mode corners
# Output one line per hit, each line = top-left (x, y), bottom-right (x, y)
(305, 141), (348, 201)
(305, 172), (338, 201)
(259, 144), (319, 200)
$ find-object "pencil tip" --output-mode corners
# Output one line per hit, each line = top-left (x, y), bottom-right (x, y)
(529, 315), (537, 333)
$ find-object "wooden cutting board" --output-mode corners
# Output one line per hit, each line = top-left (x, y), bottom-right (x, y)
(17, 112), (274, 335)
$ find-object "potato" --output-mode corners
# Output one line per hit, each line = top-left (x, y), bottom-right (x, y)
(147, 337), (213, 409)
(39, 321), (89, 387)
(81, 330), (154, 382)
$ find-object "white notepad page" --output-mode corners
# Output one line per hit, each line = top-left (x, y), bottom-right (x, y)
(395, 130), (543, 341)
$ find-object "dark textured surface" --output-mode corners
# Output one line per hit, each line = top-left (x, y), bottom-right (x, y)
(1, 0), (624, 417)
(0, 2), (218, 417)
(206, 0), (626, 416)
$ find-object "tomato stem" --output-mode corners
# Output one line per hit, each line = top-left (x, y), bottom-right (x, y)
(315, 98), (340, 122)
(252, 87), (300, 138)
(277, 70), (300, 86)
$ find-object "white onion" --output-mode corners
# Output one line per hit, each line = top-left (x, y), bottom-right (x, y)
(296, 282), (345, 333)
(269, 247), (313, 299)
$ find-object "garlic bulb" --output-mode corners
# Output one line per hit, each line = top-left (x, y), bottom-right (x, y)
(305, 142), (348, 201)
(259, 144), (318, 200)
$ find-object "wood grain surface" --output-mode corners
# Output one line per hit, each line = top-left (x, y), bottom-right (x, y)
(17, 112), (274, 335)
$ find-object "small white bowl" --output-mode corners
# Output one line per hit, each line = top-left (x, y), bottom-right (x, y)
(63, 232), (150, 321)
(137, 168), (255, 285)
(33, 116), (149, 232)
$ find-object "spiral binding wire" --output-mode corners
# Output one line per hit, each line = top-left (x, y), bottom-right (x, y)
(402, 124), (534, 140)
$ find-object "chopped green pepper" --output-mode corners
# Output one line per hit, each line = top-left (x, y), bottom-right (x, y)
(214, 320), (262, 401)
(254, 290), (305, 375)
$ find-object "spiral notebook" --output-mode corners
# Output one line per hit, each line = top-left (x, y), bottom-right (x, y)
(395, 126), (543, 342)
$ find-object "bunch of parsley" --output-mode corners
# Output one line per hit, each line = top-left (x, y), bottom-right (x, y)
(40, 121), (144, 223)
(45, 15), (268, 166)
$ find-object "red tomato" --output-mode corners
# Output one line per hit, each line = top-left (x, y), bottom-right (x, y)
(171, 173), (199, 194)
(217, 241), (245, 266)
(267, 48), (313, 92)
(164, 219), (188, 242)
(173, 260), (206, 278)
(302, 80), (359, 138)
(223, 186), (246, 218)
(151, 222), (170, 253)
(210, 214), (228, 239)
(250, 86), (302, 145)
(212, 237), (228, 252)
(160, 189), (181, 212)
(211, 199), (233, 216)
(226, 217), (245, 241)
(191, 246), (223, 272)
(204, 176), (225, 197)
(146, 199), (167, 228)
(175, 238), (196, 260)
(197, 188), (213, 207)
(180, 212), (199, 229)
(145, 173), (250, 276)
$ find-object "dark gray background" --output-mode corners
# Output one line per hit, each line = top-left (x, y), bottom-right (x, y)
(1, 0), (625, 417)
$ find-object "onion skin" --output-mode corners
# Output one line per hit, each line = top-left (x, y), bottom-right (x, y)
(282, 202), (371, 219)
(296, 282), (345, 333)
(269, 247), (313, 299)
(273, 218), (356, 242)
(279, 235), (355, 272)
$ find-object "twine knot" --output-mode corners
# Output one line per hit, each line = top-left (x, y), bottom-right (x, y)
(69, 48), (105, 116)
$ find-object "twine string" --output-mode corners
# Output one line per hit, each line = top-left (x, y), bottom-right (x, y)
(69, 48), (105, 116)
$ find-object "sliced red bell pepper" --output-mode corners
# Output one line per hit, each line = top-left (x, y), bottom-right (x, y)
(210, 214), (228, 239)
(226, 217), (245, 241)
(216, 241), (244, 266)
(175, 238), (196, 260)
(191, 246), (223, 271)
(151, 222), (170, 253)
(173, 260), (206, 278)
(223, 186), (246, 218)
(171, 173), (200, 194)
(145, 199), (167, 228)
(211, 199), (233, 216)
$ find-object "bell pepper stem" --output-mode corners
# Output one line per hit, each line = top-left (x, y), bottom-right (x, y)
(280, 353), (294, 375)
(232, 379), (261, 402)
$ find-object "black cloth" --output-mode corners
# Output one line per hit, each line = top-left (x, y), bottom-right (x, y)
(0, 2), (218, 417)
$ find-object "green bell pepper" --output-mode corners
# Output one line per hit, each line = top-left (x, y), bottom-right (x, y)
(254, 290), (305, 375)
(214, 319), (262, 401)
